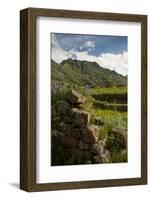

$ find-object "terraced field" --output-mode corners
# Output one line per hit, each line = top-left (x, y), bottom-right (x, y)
(80, 86), (128, 163)
(81, 87), (128, 130)
(51, 86), (128, 164)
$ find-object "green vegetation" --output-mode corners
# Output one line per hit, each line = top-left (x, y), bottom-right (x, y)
(52, 87), (68, 105)
(52, 86), (127, 130)
(81, 86), (127, 129)
(89, 86), (127, 95)
(109, 150), (127, 163)
(80, 86), (128, 163)
(51, 58), (128, 164)
(52, 59), (127, 88)
(91, 109), (127, 128)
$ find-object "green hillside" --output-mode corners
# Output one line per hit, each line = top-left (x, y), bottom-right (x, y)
(51, 58), (127, 88)
(51, 59), (128, 165)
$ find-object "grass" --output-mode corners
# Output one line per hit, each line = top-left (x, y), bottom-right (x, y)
(51, 87), (68, 105)
(52, 86), (128, 164)
(81, 87), (128, 164)
(89, 86), (127, 95)
(52, 86), (127, 130)
(109, 150), (127, 163)
(80, 87), (127, 129)
(94, 100), (127, 106)
(83, 106), (127, 129)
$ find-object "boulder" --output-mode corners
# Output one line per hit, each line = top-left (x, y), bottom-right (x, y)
(82, 126), (99, 144)
(69, 108), (79, 117)
(59, 136), (78, 148)
(59, 122), (72, 136)
(59, 121), (66, 130)
(66, 90), (86, 105)
(106, 128), (127, 151)
(71, 128), (81, 139)
(61, 115), (73, 124)
(57, 100), (70, 115)
(83, 151), (91, 160)
(92, 139), (110, 163)
(74, 110), (90, 128)
(78, 141), (90, 150)
(82, 126), (97, 144)
(111, 128), (127, 147)
(74, 149), (83, 162)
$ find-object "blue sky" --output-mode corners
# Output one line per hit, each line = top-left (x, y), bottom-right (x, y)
(51, 33), (128, 75)
(54, 33), (127, 56)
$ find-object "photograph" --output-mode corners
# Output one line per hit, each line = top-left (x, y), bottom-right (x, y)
(51, 33), (128, 166)
(20, 7), (147, 191)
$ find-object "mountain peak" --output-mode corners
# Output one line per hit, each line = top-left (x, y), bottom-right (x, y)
(60, 58), (98, 66)
(52, 58), (127, 88)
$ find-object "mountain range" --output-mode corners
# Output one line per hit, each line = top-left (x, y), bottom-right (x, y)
(51, 58), (127, 88)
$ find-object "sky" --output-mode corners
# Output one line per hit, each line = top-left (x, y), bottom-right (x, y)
(51, 33), (128, 75)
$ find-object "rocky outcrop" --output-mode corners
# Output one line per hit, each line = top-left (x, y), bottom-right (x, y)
(91, 138), (110, 163)
(108, 128), (127, 150)
(91, 128), (127, 164)
(74, 110), (90, 128)
(52, 90), (100, 165)
(66, 90), (86, 105)
(51, 89), (127, 166)
(57, 100), (70, 115)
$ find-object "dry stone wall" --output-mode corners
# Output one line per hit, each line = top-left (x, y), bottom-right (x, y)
(51, 90), (127, 166)
(52, 90), (101, 165)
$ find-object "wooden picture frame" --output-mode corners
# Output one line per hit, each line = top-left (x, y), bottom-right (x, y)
(20, 7), (147, 192)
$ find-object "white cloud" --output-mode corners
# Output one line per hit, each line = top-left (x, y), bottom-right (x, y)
(79, 46), (83, 51)
(84, 41), (95, 48)
(98, 52), (128, 75)
(67, 50), (128, 75)
(84, 41), (95, 52)
(51, 34), (68, 63)
(51, 34), (128, 76)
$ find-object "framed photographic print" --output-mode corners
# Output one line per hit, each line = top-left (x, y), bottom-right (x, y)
(20, 8), (147, 191)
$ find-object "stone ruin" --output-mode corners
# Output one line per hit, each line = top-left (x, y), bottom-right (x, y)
(51, 90), (127, 166)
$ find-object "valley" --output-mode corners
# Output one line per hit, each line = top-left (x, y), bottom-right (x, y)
(51, 58), (128, 165)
